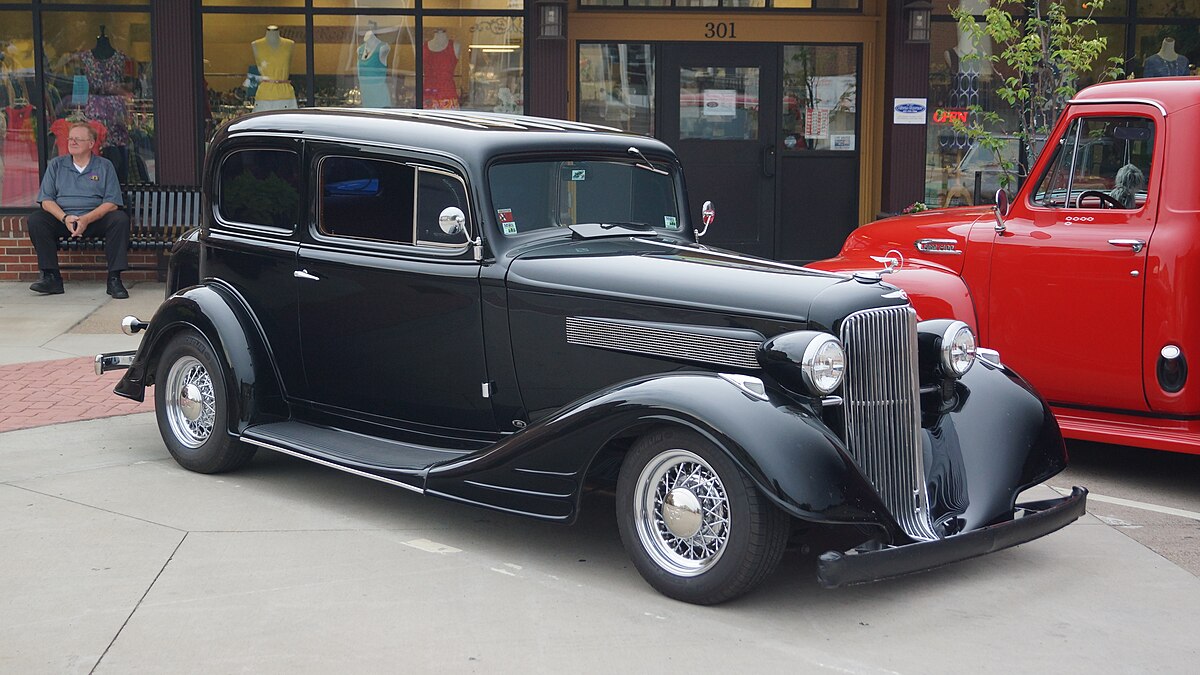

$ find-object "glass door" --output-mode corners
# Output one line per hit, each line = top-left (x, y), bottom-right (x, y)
(661, 43), (778, 259)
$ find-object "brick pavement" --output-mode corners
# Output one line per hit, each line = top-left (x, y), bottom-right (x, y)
(0, 356), (153, 433)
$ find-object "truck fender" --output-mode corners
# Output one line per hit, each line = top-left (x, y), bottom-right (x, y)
(113, 282), (285, 433)
(425, 372), (891, 527)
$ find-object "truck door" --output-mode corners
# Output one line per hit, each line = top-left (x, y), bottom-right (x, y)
(988, 108), (1160, 413)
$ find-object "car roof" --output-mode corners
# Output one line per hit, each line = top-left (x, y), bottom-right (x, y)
(217, 108), (676, 167)
(1071, 78), (1200, 115)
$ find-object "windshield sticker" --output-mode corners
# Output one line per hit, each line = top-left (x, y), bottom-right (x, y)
(570, 169), (587, 181)
(497, 208), (517, 235)
(664, 216), (679, 230)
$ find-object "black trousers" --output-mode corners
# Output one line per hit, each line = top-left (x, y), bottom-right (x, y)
(27, 208), (130, 273)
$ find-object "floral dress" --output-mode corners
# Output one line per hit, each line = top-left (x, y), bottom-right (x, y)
(79, 49), (130, 149)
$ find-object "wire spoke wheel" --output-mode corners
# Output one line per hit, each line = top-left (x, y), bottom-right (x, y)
(617, 427), (790, 604)
(164, 355), (216, 448)
(634, 449), (731, 577)
(154, 331), (255, 474)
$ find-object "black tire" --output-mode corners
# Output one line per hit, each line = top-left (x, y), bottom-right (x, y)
(154, 330), (256, 474)
(616, 426), (789, 604)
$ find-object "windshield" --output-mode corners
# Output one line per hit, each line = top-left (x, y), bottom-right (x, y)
(488, 159), (683, 236)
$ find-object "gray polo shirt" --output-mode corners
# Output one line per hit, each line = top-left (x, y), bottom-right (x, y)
(36, 154), (124, 216)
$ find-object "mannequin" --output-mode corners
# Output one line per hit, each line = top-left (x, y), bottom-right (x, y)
(1143, 38), (1189, 78)
(251, 26), (297, 112)
(423, 29), (460, 109)
(79, 26), (132, 182)
(357, 30), (391, 108)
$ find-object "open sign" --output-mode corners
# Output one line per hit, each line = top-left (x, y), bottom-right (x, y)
(933, 109), (969, 124)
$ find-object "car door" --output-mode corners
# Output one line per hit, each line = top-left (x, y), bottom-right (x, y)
(295, 145), (494, 431)
(988, 108), (1160, 412)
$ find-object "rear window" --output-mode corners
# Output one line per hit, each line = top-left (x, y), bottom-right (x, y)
(217, 149), (300, 230)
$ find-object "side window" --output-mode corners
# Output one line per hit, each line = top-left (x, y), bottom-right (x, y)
(416, 169), (471, 247)
(218, 149), (300, 229)
(1032, 116), (1154, 210)
(319, 156), (415, 244)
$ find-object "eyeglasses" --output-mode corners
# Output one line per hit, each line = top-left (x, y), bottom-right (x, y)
(67, 137), (94, 144)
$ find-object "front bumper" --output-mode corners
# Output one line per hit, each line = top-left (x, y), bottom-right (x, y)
(817, 486), (1088, 588)
(95, 350), (136, 375)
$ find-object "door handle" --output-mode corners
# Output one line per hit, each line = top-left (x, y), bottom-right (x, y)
(293, 269), (320, 280)
(1107, 239), (1145, 253)
(761, 145), (776, 178)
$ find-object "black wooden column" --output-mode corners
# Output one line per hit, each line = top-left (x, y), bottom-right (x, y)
(880, 1), (931, 214)
(151, 0), (202, 185)
(528, 1), (568, 119)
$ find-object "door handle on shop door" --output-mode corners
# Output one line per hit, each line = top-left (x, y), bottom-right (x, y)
(762, 145), (776, 178)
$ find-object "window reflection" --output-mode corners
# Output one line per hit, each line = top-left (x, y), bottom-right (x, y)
(781, 45), (858, 152)
(41, 12), (155, 187)
(578, 43), (655, 135)
(1, 12), (38, 208)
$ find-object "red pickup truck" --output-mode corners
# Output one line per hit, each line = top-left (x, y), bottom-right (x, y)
(810, 78), (1200, 455)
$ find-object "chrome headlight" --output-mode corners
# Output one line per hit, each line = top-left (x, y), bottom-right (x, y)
(940, 321), (976, 378)
(801, 335), (846, 395)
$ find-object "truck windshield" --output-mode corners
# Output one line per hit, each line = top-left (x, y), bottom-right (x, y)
(488, 159), (682, 236)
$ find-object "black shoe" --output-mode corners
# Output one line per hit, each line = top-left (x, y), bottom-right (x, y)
(30, 273), (64, 295)
(106, 276), (129, 299)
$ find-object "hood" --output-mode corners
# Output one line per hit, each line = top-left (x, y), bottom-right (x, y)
(505, 237), (909, 330)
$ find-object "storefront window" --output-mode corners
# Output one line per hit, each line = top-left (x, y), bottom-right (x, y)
(924, 16), (1128, 207)
(581, 0), (858, 7)
(41, 12), (155, 187)
(313, 15), (416, 108)
(781, 45), (858, 152)
(203, 15), (309, 136)
(422, 17), (523, 112)
(1134, 24), (1199, 77)
(578, 43), (655, 135)
(934, 1), (1127, 17)
(1, 12), (37, 208)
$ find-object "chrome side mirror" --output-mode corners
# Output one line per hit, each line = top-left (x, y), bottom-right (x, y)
(993, 189), (1009, 233)
(438, 206), (467, 237)
(696, 200), (715, 239)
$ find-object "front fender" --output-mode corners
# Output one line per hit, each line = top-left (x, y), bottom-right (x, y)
(808, 258), (980, 331)
(113, 282), (285, 433)
(424, 372), (890, 526)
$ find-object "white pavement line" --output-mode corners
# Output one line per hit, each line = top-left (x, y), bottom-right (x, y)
(402, 538), (463, 554)
(1051, 486), (1200, 522)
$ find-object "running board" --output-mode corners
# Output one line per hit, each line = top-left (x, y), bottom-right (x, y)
(1052, 406), (1200, 455)
(242, 421), (475, 491)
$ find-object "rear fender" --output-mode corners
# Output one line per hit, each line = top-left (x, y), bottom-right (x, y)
(113, 282), (285, 433)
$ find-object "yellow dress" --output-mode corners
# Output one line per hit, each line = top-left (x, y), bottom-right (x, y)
(252, 37), (295, 102)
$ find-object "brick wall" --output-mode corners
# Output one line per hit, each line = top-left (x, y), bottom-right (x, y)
(0, 214), (163, 282)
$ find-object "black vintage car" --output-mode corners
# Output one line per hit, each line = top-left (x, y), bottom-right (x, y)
(97, 109), (1086, 604)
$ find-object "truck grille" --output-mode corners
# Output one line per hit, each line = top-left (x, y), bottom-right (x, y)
(840, 306), (939, 542)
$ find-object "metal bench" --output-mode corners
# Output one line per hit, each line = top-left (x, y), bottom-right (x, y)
(56, 184), (202, 278)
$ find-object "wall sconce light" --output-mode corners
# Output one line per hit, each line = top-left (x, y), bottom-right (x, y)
(539, 1), (566, 40)
(905, 1), (932, 44)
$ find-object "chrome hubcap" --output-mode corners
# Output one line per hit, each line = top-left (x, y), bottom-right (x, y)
(662, 488), (703, 539)
(164, 356), (216, 449)
(634, 449), (730, 577)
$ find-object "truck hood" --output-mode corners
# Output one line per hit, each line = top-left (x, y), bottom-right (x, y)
(505, 237), (909, 330)
(812, 206), (992, 276)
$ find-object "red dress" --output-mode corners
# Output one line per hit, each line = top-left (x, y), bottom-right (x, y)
(423, 42), (460, 109)
(2, 105), (38, 207)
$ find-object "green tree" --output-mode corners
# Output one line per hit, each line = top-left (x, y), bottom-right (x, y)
(947, 0), (1123, 191)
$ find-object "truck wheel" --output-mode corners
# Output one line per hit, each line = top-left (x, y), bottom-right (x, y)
(154, 331), (255, 474)
(616, 427), (789, 604)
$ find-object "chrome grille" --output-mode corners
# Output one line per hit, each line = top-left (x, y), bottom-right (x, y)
(840, 306), (939, 541)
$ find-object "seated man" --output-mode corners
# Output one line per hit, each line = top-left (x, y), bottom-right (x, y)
(27, 122), (130, 298)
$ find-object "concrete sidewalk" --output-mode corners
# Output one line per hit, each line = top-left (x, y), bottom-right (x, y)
(0, 280), (163, 431)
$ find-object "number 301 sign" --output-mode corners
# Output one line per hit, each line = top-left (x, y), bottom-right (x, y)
(704, 22), (737, 39)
